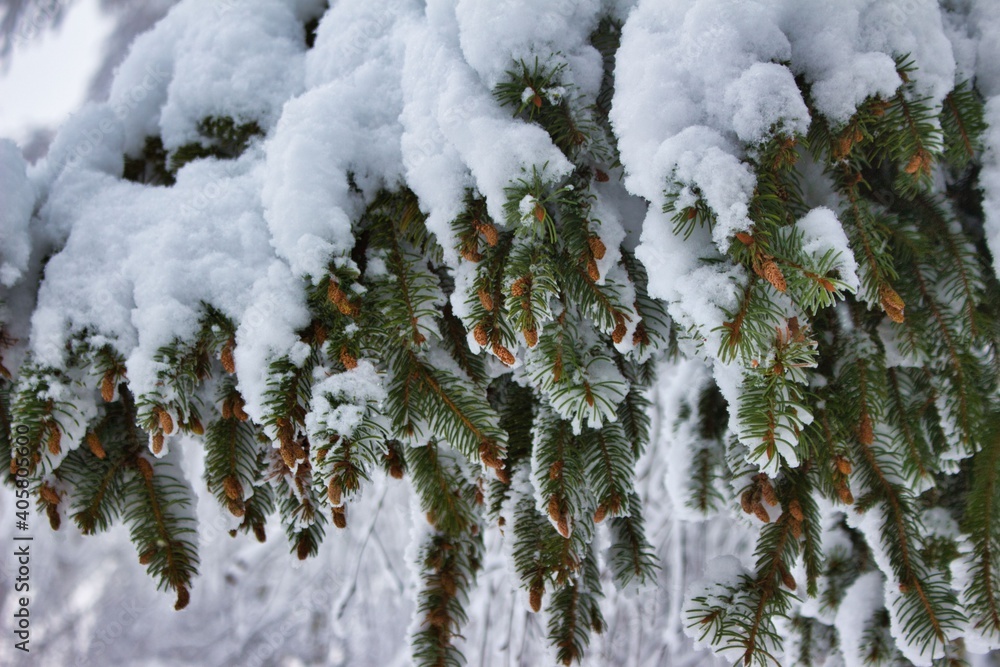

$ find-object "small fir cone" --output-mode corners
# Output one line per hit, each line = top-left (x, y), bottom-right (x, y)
(549, 460), (563, 480)
(478, 441), (503, 470)
(279, 443), (298, 470)
(758, 476), (778, 506)
(136, 457), (154, 481)
(904, 148), (932, 177)
(476, 221), (499, 247)
(427, 607), (450, 629)
(174, 586), (191, 611)
(752, 502), (771, 523)
(297, 537), (312, 560)
(151, 433), (165, 455)
(328, 478), (343, 506)
(46, 423), (62, 456)
(220, 339), (236, 374)
(312, 321), (328, 345)
(158, 408), (175, 435)
(290, 439), (306, 463)
(492, 343), (515, 366)
(779, 565), (797, 591)
(40, 484), (60, 506)
(188, 416), (205, 436)
(495, 466), (511, 484)
(252, 522), (267, 543)
(740, 488), (755, 514)
(547, 496), (562, 523)
(837, 483), (854, 505)
(223, 475), (244, 501)
(834, 455), (852, 475)
(533, 203), (546, 222)
(332, 507), (347, 529)
(593, 504), (608, 524)
(835, 133), (855, 160)
(789, 517), (803, 540)
(611, 316), (627, 345)
(139, 548), (157, 565)
(101, 371), (116, 402)
(232, 397), (248, 422)
(632, 322), (649, 347)
(440, 571), (457, 596)
(86, 432), (107, 459)
(529, 584), (544, 613)
(510, 276), (529, 297)
(594, 169), (609, 182)
(879, 284), (905, 323)
(46, 504), (60, 530)
(385, 447), (405, 479)
(339, 346), (358, 370)
(586, 257), (600, 282)
(556, 515), (570, 539)
(523, 328), (538, 348)
(478, 288), (494, 312)
(460, 245), (482, 263)
(788, 499), (804, 522)
(227, 498), (245, 518)
(327, 280), (347, 306)
(221, 398), (233, 420)
(473, 322), (489, 347)
(858, 412), (874, 446)
(762, 260), (787, 292)
(587, 235), (607, 260)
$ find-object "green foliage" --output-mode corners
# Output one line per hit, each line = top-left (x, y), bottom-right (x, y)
(6, 18), (1000, 667)
(168, 115), (263, 172)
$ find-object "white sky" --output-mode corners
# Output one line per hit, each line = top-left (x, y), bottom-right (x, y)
(0, 0), (113, 145)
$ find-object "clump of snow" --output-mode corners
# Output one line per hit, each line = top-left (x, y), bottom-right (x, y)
(157, 0), (307, 150)
(306, 360), (386, 438)
(795, 206), (859, 292)
(453, 0), (604, 90)
(835, 570), (886, 667)
(724, 62), (810, 145)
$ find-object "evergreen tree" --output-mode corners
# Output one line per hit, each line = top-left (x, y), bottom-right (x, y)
(1, 1), (999, 665)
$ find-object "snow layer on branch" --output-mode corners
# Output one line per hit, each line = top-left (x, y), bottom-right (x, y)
(30, 148), (277, 401)
(657, 359), (723, 521)
(400, 7), (573, 242)
(306, 360), (386, 438)
(233, 261), (312, 423)
(611, 0), (798, 218)
(795, 206), (860, 292)
(453, 0), (604, 91)
(0, 140), (34, 288)
(262, 0), (418, 280)
(835, 570), (886, 667)
(633, 205), (743, 358)
(846, 505), (958, 665)
(154, 1), (307, 150)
